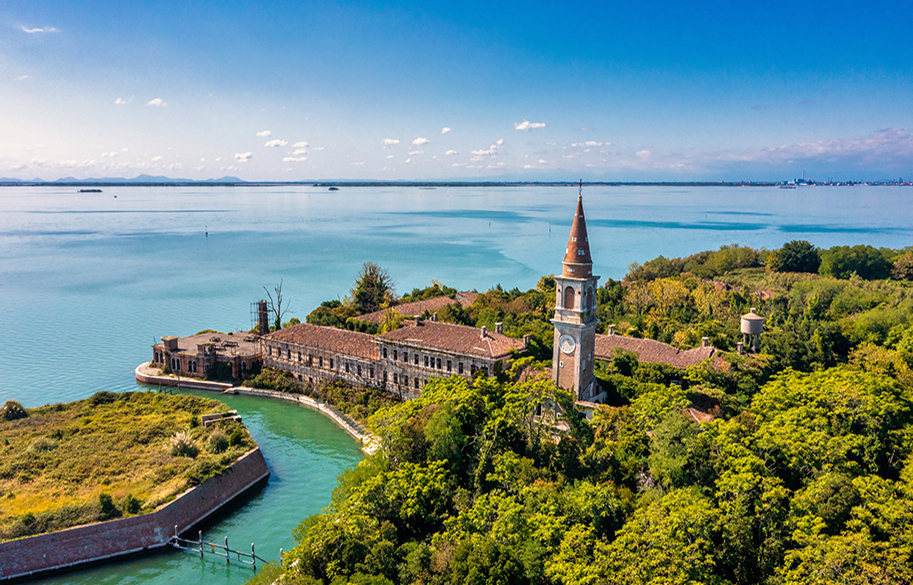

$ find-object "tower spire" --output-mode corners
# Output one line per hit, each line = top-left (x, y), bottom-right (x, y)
(562, 180), (592, 277)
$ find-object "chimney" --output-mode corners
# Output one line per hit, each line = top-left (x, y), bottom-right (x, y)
(701, 336), (710, 348)
(414, 315), (422, 326)
(495, 322), (503, 335)
(480, 326), (487, 339)
(431, 312), (438, 322)
(750, 307), (757, 314)
(608, 324), (616, 336)
(737, 341), (744, 355)
(523, 334), (531, 349)
(258, 300), (270, 335)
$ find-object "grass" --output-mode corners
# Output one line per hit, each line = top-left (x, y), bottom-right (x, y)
(0, 391), (256, 542)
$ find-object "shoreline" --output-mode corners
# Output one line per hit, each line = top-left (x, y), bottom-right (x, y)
(135, 363), (379, 455)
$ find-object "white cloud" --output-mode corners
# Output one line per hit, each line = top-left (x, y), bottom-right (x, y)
(292, 149), (308, 155)
(514, 120), (546, 131)
(404, 158), (412, 163)
(386, 155), (394, 159)
(445, 150), (458, 155)
(292, 141), (308, 148)
(571, 141), (604, 147)
(15, 75), (28, 81)
(523, 164), (533, 169)
(215, 157), (222, 162)
(636, 150), (652, 160)
(538, 159), (547, 164)
(441, 127), (452, 134)
(283, 156), (307, 162)
(114, 97), (130, 105)
(412, 137), (430, 145)
(235, 152), (253, 162)
(383, 138), (400, 146)
(30, 158), (47, 166)
(496, 139), (504, 146)
(264, 139), (288, 147)
(312, 146), (324, 151)
(256, 130), (272, 137)
(21, 26), (58, 33)
(351, 162), (364, 166)
(408, 150), (423, 155)
(452, 163), (461, 167)
(146, 98), (167, 107)
(100, 151), (118, 158)
(151, 155), (163, 161)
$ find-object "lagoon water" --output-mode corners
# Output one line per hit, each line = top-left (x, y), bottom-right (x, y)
(0, 184), (911, 582)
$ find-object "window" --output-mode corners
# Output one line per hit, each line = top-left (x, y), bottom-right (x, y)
(393, 349), (398, 361)
(402, 351), (408, 362)
(287, 348), (291, 359)
(414, 378), (419, 389)
(297, 351), (302, 362)
(447, 360), (452, 373)
(414, 354), (419, 365)
(319, 356), (323, 367)
(370, 367), (374, 378)
(329, 358), (334, 369)
(403, 375), (408, 386)
(357, 364), (362, 376)
(563, 286), (575, 309)
(424, 356), (429, 367)
(345, 362), (350, 373)
(383, 346), (388, 358)
(393, 373), (398, 384)
(436, 357), (442, 370)
(458, 362), (464, 374)
(308, 354), (313, 366)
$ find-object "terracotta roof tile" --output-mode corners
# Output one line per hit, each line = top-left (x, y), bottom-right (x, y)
(358, 296), (459, 324)
(562, 195), (593, 277)
(380, 321), (525, 359)
(265, 323), (377, 360)
(594, 334), (717, 369)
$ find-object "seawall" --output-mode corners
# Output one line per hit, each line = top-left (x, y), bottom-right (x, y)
(135, 363), (234, 391)
(0, 448), (270, 581)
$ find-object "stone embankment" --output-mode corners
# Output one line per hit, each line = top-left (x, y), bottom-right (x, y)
(0, 448), (270, 582)
(136, 362), (380, 455)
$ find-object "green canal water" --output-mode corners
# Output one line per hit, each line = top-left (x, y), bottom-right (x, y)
(38, 390), (363, 585)
(1, 184), (911, 582)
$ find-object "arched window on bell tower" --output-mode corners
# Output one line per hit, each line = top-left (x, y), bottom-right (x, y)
(563, 286), (575, 309)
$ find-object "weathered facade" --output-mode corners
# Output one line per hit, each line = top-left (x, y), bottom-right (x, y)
(151, 333), (260, 380)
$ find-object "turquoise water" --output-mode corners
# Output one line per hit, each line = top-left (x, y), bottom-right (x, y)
(0, 184), (911, 582)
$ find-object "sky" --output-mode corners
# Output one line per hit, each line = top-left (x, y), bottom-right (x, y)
(1, 0), (912, 182)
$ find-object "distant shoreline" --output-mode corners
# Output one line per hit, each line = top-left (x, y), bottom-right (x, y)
(2, 180), (910, 188)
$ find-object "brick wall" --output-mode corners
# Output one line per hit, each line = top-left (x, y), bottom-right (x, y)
(0, 449), (270, 581)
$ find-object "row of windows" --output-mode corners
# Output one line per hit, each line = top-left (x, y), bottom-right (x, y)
(269, 345), (376, 379)
(382, 346), (483, 376)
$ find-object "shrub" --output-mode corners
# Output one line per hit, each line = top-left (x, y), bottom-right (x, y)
(88, 391), (118, 407)
(229, 428), (244, 447)
(767, 240), (820, 273)
(0, 400), (28, 421)
(893, 253), (913, 281)
(189, 414), (200, 428)
(98, 493), (121, 520)
(819, 245), (892, 280)
(27, 437), (59, 453)
(121, 493), (142, 515)
(207, 429), (229, 454)
(169, 431), (198, 458)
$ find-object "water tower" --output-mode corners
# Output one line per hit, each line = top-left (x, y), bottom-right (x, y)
(740, 308), (764, 353)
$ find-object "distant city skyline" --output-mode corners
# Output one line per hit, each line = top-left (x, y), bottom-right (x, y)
(2, 0), (912, 182)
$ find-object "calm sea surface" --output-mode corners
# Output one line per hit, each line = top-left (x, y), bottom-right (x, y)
(0, 184), (911, 582)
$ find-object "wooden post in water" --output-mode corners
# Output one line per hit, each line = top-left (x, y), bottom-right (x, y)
(251, 543), (256, 568)
(199, 530), (204, 558)
(225, 536), (230, 564)
(279, 548), (283, 567)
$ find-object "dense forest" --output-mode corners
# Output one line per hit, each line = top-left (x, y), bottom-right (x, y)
(251, 241), (913, 585)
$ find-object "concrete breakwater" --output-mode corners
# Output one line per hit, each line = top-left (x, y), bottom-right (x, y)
(0, 448), (270, 582)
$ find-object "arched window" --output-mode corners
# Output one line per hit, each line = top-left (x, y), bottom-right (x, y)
(586, 287), (594, 310)
(563, 286), (575, 309)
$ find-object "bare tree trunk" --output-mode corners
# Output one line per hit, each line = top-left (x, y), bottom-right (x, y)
(263, 280), (291, 330)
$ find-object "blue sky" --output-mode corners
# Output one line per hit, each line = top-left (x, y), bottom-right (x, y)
(1, 0), (912, 181)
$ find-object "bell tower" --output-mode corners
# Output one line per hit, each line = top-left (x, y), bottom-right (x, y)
(551, 183), (599, 401)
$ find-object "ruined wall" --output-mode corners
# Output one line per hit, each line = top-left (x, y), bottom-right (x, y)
(0, 449), (269, 581)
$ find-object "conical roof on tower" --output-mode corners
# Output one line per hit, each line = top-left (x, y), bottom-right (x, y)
(562, 194), (593, 278)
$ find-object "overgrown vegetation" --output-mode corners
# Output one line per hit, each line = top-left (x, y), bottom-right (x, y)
(0, 392), (255, 542)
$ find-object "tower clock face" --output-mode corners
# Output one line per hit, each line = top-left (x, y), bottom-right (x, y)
(559, 335), (576, 354)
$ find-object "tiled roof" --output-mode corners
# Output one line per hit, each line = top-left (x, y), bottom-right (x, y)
(594, 334), (716, 369)
(265, 323), (378, 360)
(562, 195), (593, 277)
(357, 296), (459, 324)
(456, 291), (481, 305)
(380, 320), (525, 359)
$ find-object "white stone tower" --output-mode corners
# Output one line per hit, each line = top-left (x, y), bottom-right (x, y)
(551, 188), (599, 401)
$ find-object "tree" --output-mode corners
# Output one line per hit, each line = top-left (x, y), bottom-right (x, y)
(768, 240), (820, 273)
(893, 252), (913, 280)
(819, 245), (892, 280)
(263, 279), (291, 331)
(350, 262), (395, 314)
